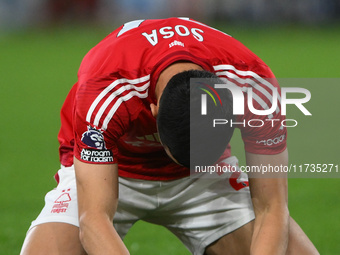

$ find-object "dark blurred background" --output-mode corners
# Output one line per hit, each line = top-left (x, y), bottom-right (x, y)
(1, 0), (340, 31)
(1, 1), (339, 254)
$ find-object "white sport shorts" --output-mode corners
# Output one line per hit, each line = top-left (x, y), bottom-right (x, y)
(28, 156), (255, 255)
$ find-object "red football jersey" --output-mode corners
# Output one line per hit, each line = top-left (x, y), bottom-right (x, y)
(58, 18), (287, 181)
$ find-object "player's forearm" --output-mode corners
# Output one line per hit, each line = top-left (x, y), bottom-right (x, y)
(79, 214), (129, 255)
(250, 205), (289, 255)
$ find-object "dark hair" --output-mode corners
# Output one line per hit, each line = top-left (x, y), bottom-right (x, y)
(157, 69), (234, 168)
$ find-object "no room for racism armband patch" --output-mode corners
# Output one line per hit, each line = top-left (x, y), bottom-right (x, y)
(80, 148), (114, 163)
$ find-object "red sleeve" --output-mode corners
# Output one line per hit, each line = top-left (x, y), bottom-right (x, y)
(215, 60), (287, 155)
(73, 78), (130, 164)
(237, 73), (287, 155)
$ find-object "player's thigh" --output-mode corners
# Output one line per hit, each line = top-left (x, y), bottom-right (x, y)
(204, 220), (254, 255)
(20, 222), (86, 255)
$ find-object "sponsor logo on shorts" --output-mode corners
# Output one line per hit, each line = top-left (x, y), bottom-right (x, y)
(81, 148), (114, 163)
(51, 189), (71, 214)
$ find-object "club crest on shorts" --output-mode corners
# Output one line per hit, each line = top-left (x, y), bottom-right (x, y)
(51, 189), (71, 213)
(81, 126), (106, 150)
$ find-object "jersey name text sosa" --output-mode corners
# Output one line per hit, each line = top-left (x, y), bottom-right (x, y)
(142, 25), (204, 46)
